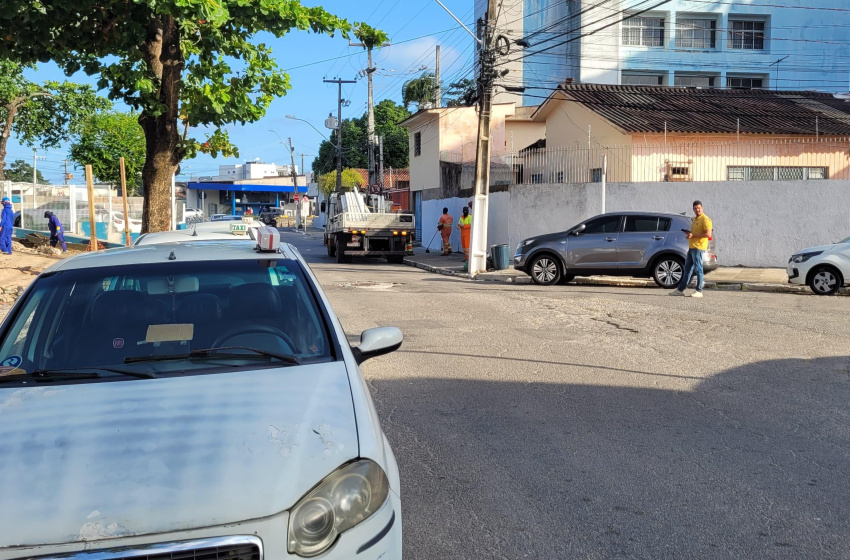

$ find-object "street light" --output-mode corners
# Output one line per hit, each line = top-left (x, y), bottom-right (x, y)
(285, 115), (330, 140)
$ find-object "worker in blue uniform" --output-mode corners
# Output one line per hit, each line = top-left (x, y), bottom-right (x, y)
(44, 211), (67, 253)
(0, 197), (13, 255)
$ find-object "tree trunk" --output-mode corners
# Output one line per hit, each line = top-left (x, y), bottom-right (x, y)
(140, 16), (183, 233)
(0, 101), (20, 182)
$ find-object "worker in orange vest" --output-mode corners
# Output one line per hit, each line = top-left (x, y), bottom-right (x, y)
(456, 206), (472, 261)
(437, 207), (453, 255)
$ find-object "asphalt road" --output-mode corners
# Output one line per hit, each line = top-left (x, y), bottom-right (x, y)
(284, 230), (850, 560)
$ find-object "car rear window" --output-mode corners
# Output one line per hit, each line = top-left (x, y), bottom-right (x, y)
(624, 216), (672, 232)
(0, 260), (335, 378)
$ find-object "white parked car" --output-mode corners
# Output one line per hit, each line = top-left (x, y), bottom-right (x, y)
(0, 232), (403, 560)
(184, 207), (204, 221)
(787, 236), (850, 295)
(111, 211), (142, 233)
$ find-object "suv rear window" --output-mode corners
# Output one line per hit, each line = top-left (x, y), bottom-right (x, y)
(624, 216), (672, 232)
(0, 260), (334, 379)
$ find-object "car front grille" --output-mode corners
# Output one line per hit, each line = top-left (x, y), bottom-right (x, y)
(16, 536), (262, 560)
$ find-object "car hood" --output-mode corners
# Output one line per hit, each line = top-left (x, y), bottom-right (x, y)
(522, 231), (569, 247)
(0, 363), (358, 548)
(795, 244), (837, 255)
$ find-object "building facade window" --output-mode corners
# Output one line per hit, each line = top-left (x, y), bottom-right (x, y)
(674, 75), (716, 87)
(622, 16), (665, 47)
(729, 20), (765, 50)
(728, 166), (828, 181)
(414, 132), (421, 157)
(622, 72), (664, 86)
(726, 76), (764, 89)
(676, 18), (716, 49)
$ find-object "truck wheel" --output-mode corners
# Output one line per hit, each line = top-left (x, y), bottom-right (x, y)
(336, 245), (346, 263)
(327, 237), (336, 257)
(387, 255), (404, 264)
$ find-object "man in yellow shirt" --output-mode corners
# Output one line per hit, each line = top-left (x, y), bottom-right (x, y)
(671, 200), (713, 298)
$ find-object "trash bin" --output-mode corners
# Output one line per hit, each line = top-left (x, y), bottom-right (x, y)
(490, 244), (510, 270)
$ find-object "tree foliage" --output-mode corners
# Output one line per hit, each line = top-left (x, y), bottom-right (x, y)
(401, 72), (438, 110)
(445, 78), (478, 107)
(0, 60), (110, 181)
(312, 100), (411, 177)
(5, 159), (49, 184)
(0, 1), (370, 232)
(317, 168), (364, 196)
(69, 112), (146, 196)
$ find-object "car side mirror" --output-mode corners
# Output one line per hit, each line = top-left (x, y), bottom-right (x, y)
(573, 224), (586, 236)
(351, 327), (403, 365)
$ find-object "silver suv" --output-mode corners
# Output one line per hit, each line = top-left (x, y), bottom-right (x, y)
(514, 212), (718, 287)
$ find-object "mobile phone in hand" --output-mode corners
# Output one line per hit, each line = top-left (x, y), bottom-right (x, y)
(681, 229), (691, 234)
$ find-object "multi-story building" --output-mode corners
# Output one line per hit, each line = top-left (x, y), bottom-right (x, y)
(478, 0), (850, 105)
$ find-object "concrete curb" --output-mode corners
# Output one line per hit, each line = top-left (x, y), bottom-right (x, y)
(401, 257), (850, 296)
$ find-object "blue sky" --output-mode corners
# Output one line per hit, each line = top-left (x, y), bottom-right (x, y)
(7, 0), (476, 185)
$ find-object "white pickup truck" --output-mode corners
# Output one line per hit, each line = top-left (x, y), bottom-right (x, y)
(323, 190), (415, 264)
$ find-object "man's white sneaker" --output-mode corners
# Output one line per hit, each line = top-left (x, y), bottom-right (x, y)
(669, 289), (686, 296)
(690, 291), (704, 298)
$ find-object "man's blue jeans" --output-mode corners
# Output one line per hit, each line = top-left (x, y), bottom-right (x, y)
(677, 248), (704, 292)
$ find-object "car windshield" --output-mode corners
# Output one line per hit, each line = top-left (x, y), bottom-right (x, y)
(0, 259), (334, 380)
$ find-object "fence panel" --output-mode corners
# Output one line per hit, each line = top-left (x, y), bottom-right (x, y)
(440, 137), (850, 186)
(4, 182), (145, 246)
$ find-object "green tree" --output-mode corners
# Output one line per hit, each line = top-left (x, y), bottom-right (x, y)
(402, 71), (438, 110)
(318, 169), (364, 196)
(69, 112), (146, 196)
(0, 2), (373, 232)
(312, 100), (410, 176)
(445, 78), (478, 107)
(0, 60), (110, 181)
(5, 159), (50, 184)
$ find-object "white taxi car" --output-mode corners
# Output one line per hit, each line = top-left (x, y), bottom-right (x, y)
(0, 228), (403, 560)
(787, 236), (850, 295)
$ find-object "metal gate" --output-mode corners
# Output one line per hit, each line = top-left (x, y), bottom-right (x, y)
(413, 191), (422, 245)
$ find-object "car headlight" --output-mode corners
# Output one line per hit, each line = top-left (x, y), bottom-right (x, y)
(516, 239), (535, 253)
(790, 251), (823, 263)
(288, 459), (390, 557)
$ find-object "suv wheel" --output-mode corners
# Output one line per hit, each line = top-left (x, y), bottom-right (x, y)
(529, 254), (561, 286)
(809, 266), (842, 296)
(653, 256), (684, 288)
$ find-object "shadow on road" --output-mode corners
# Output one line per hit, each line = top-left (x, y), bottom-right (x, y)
(372, 355), (850, 559)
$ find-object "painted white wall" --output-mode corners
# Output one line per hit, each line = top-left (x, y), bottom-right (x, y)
(421, 193), (511, 253)
(508, 180), (850, 267)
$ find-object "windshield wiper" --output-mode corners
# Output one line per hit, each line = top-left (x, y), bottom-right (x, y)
(125, 346), (300, 366)
(0, 366), (157, 384)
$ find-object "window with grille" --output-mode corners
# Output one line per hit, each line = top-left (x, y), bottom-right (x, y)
(727, 76), (764, 89)
(622, 17), (665, 47)
(622, 72), (664, 86)
(727, 166), (828, 181)
(677, 18), (716, 48)
(675, 75), (716, 87)
(729, 20), (765, 50)
(414, 132), (421, 157)
(591, 168), (603, 182)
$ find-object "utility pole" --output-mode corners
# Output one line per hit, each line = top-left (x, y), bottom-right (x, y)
(289, 137), (301, 229)
(468, 0), (500, 276)
(350, 40), (389, 192)
(379, 136), (385, 194)
(435, 45), (441, 108)
(63, 159), (71, 186)
(324, 78), (356, 191)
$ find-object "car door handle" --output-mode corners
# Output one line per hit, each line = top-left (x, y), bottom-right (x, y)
(606, 237), (616, 242)
(653, 236), (664, 241)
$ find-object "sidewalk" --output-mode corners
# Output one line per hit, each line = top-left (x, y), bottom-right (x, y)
(402, 249), (841, 295)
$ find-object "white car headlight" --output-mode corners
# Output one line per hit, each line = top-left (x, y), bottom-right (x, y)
(790, 251), (823, 263)
(288, 459), (390, 557)
(516, 239), (535, 253)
